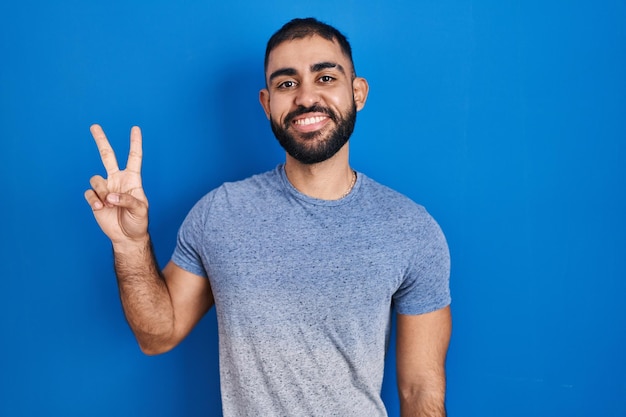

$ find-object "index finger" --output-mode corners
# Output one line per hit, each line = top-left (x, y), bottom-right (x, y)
(90, 124), (120, 175)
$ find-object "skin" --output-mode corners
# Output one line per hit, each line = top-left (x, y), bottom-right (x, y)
(259, 35), (368, 200)
(85, 124), (213, 354)
(85, 34), (450, 416)
(396, 306), (452, 416)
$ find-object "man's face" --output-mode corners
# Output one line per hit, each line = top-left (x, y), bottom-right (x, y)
(260, 35), (368, 164)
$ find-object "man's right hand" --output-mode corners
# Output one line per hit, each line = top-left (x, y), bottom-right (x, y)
(84, 124), (149, 246)
(83, 124), (214, 355)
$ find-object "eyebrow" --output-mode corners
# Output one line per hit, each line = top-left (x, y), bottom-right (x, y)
(268, 67), (297, 83)
(268, 61), (346, 83)
(311, 61), (345, 74)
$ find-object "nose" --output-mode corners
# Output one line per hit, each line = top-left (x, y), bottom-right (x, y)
(294, 81), (320, 107)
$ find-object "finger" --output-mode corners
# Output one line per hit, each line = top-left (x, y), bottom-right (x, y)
(125, 126), (143, 173)
(90, 175), (108, 198)
(84, 189), (104, 210)
(90, 124), (120, 176)
(89, 175), (114, 208)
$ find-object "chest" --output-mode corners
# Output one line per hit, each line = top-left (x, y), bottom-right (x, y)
(202, 204), (411, 316)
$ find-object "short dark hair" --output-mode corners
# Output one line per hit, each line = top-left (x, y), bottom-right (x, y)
(264, 18), (355, 76)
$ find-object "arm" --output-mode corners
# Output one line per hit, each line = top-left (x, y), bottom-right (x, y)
(114, 240), (214, 355)
(396, 306), (452, 417)
(85, 124), (213, 355)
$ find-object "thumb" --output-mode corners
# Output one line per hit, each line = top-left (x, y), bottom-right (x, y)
(106, 192), (147, 216)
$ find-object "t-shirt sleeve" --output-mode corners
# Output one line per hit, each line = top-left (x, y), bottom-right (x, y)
(170, 194), (212, 279)
(392, 211), (451, 315)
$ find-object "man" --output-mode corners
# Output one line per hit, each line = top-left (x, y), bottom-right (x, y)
(85, 18), (451, 417)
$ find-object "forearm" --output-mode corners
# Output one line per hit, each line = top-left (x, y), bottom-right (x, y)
(399, 377), (447, 417)
(396, 307), (451, 417)
(112, 235), (174, 354)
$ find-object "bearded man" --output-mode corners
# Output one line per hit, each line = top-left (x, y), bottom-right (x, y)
(85, 17), (451, 417)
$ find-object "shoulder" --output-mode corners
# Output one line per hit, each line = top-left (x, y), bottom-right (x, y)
(221, 166), (283, 196)
(197, 166), (281, 203)
(358, 174), (433, 224)
(184, 166), (283, 218)
(355, 174), (447, 251)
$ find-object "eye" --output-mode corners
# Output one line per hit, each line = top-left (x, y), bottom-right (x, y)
(319, 75), (335, 83)
(277, 80), (297, 89)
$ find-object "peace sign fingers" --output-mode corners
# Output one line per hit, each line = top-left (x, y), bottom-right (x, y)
(86, 124), (149, 243)
(91, 124), (120, 176)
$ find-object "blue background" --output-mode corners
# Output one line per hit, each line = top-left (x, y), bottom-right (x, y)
(1, 1), (625, 416)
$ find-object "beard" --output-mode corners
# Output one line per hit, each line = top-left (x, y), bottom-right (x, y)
(270, 102), (357, 165)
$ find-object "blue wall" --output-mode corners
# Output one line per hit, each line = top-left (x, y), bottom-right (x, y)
(1, 1), (625, 416)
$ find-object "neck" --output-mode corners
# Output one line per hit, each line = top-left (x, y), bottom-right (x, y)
(284, 145), (355, 200)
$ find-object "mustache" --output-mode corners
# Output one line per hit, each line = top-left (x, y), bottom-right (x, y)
(284, 105), (338, 126)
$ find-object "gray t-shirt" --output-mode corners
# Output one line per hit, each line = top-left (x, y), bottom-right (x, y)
(172, 165), (451, 417)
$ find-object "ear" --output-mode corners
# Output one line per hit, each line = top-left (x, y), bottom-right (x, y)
(259, 88), (271, 119)
(352, 77), (369, 111)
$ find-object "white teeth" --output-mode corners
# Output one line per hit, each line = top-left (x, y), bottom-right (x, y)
(295, 116), (326, 126)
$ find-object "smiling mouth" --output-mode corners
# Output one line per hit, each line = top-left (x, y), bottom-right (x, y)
(291, 115), (331, 134)
(294, 116), (328, 126)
